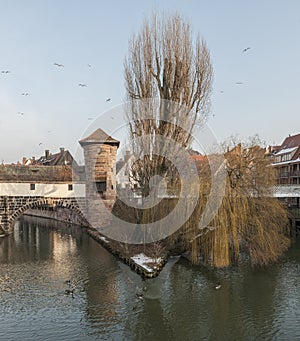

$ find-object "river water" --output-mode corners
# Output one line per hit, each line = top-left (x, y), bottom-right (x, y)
(0, 216), (299, 341)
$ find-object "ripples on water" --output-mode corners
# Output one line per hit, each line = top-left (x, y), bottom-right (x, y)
(0, 215), (299, 341)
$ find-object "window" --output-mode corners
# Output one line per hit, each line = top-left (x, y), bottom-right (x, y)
(95, 181), (106, 194)
(111, 185), (114, 190)
(68, 184), (73, 191)
(30, 184), (35, 190)
(282, 153), (291, 162)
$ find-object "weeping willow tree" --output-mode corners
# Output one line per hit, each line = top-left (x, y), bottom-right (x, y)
(124, 12), (213, 195)
(185, 138), (291, 267)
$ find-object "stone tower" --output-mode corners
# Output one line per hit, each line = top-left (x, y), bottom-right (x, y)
(79, 128), (119, 228)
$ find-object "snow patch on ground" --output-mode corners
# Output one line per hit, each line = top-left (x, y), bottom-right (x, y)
(131, 253), (162, 272)
(99, 236), (109, 243)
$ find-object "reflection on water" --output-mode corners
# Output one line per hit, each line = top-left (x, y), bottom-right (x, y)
(0, 215), (299, 341)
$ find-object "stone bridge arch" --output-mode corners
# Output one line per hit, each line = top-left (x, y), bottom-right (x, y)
(0, 196), (89, 233)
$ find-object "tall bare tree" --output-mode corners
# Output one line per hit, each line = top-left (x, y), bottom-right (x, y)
(124, 13), (213, 194)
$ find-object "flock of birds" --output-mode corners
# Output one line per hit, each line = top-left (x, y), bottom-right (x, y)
(1, 46), (251, 129)
(53, 62), (111, 97)
(1, 61), (113, 94)
(1, 62), (112, 126)
(64, 273), (221, 310)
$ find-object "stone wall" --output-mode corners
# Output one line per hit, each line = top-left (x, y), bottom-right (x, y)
(0, 196), (87, 232)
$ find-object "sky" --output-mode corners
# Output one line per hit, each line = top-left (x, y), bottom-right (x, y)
(0, 0), (299, 164)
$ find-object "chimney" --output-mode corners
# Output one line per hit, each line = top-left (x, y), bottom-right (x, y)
(60, 147), (65, 153)
(32, 156), (35, 164)
(45, 150), (50, 158)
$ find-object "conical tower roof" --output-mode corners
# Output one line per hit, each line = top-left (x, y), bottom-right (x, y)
(79, 128), (119, 146)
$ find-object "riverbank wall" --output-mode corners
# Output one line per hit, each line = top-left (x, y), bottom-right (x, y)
(86, 229), (168, 278)
(23, 208), (168, 278)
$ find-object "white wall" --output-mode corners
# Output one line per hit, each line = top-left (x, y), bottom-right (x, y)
(0, 183), (85, 197)
(274, 185), (300, 198)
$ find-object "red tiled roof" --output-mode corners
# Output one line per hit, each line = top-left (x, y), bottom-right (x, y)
(36, 149), (77, 167)
(275, 133), (300, 161)
(280, 133), (300, 149)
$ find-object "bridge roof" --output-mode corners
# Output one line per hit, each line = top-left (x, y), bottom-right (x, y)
(79, 128), (119, 146)
(0, 165), (85, 183)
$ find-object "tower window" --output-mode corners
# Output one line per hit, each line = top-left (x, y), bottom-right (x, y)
(95, 181), (106, 193)
(30, 184), (35, 190)
(68, 184), (73, 191)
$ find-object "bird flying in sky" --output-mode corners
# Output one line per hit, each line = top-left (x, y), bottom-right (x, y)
(236, 82), (243, 85)
(21, 92), (29, 96)
(54, 63), (64, 67)
(242, 47), (251, 53)
(78, 83), (87, 87)
(106, 98), (111, 102)
(1, 70), (11, 73)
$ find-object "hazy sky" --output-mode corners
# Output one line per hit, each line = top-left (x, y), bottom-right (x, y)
(0, 0), (299, 163)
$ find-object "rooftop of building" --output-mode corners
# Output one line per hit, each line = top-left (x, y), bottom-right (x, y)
(79, 128), (119, 146)
(0, 164), (85, 183)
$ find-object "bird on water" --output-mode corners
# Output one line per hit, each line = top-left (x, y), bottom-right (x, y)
(214, 282), (221, 290)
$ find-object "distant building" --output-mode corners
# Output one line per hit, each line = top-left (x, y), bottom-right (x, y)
(272, 133), (300, 208)
(272, 133), (300, 186)
(116, 149), (204, 199)
(22, 147), (78, 167)
(36, 148), (78, 167)
(116, 151), (136, 190)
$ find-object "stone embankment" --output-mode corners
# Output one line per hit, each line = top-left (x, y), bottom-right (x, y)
(5, 207), (169, 278)
(87, 228), (168, 279)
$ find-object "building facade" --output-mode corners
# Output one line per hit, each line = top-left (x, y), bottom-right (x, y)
(272, 133), (300, 209)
